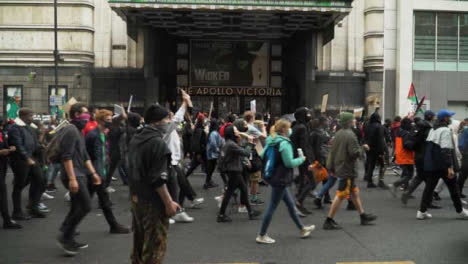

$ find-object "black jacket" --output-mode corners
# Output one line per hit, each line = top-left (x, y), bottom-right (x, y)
(8, 119), (38, 162)
(364, 113), (386, 155)
(190, 126), (206, 154)
(309, 127), (330, 165)
(412, 119), (433, 166)
(223, 139), (252, 173)
(291, 107), (313, 163)
(58, 124), (90, 178)
(85, 128), (107, 178)
(128, 126), (171, 212)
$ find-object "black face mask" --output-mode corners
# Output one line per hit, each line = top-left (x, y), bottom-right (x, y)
(72, 119), (88, 130)
(104, 121), (112, 129)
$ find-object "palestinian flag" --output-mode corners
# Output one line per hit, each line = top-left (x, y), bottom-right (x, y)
(408, 83), (418, 104)
(408, 83), (424, 114)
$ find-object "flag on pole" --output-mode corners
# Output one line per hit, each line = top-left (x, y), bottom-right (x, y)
(408, 83), (424, 115)
(408, 83), (418, 104)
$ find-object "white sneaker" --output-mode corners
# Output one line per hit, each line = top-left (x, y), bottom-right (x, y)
(41, 192), (55, 200)
(106, 187), (116, 193)
(112, 177), (118, 181)
(64, 192), (70, 202)
(173, 211), (194, 223)
(238, 206), (248, 214)
(416, 210), (432, 220)
(256, 235), (275, 244)
(214, 195), (223, 209)
(458, 208), (468, 219)
(300, 225), (316, 238)
(188, 198), (204, 208)
(461, 200), (468, 205)
(169, 218), (176, 224)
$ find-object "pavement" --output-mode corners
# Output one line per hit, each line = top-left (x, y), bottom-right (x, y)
(1, 164), (468, 264)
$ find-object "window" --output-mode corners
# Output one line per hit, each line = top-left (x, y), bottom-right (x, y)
(414, 12), (468, 71)
(437, 13), (458, 71)
(460, 14), (468, 70)
(48, 85), (68, 119)
(414, 12), (436, 70)
(3, 85), (23, 121)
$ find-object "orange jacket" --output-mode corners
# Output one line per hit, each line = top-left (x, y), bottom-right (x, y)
(395, 136), (414, 165)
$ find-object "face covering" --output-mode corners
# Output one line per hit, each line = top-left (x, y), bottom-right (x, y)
(103, 121), (112, 129)
(155, 123), (170, 134)
(73, 113), (90, 130)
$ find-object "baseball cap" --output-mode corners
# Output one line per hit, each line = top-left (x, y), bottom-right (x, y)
(437, 109), (455, 120)
(424, 110), (435, 121)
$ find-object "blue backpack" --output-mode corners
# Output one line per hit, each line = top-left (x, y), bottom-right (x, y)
(263, 143), (280, 180)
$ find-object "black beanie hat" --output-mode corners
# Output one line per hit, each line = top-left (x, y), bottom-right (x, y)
(144, 104), (169, 124)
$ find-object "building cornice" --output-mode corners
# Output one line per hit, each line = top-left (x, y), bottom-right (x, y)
(0, 50), (94, 67)
(364, 7), (384, 15)
(0, 25), (95, 33)
(0, 0), (94, 8)
(363, 31), (384, 38)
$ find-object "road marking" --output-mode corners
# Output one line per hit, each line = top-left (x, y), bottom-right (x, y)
(337, 262), (415, 264)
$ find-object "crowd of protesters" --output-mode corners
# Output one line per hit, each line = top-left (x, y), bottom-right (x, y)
(0, 90), (467, 264)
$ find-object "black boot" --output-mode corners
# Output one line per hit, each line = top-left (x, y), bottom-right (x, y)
(295, 201), (312, 214)
(323, 217), (342, 230)
(313, 198), (322, 209)
(346, 201), (356, 211)
(3, 219), (22, 229)
(360, 213), (377, 225)
(110, 223), (131, 234)
(367, 182), (377, 188)
(217, 214), (232, 223)
(249, 210), (262, 220)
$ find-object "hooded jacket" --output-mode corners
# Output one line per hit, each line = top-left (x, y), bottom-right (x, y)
(364, 113), (386, 155)
(327, 128), (363, 179)
(424, 121), (457, 172)
(262, 135), (305, 187)
(8, 118), (38, 162)
(412, 119), (433, 166)
(290, 107), (313, 162)
(309, 127), (330, 165)
(128, 126), (171, 211)
(395, 120), (415, 165)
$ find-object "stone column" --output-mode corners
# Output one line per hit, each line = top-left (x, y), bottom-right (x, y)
(364, 0), (385, 115)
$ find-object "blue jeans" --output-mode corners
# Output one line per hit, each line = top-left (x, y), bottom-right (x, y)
(317, 174), (337, 199)
(46, 163), (61, 185)
(259, 187), (303, 236)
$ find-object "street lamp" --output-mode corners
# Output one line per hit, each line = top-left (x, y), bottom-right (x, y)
(54, 0), (58, 90)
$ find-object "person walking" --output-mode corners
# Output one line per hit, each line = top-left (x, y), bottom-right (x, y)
(323, 112), (377, 230)
(206, 119), (223, 189)
(401, 111), (438, 206)
(185, 113), (208, 184)
(56, 103), (102, 255)
(388, 117), (415, 194)
(364, 112), (388, 189)
(417, 110), (468, 220)
(85, 109), (131, 234)
(217, 125), (261, 222)
(291, 107), (315, 215)
(458, 119), (468, 198)
(0, 117), (21, 229)
(256, 119), (315, 244)
(8, 108), (46, 219)
(128, 104), (181, 264)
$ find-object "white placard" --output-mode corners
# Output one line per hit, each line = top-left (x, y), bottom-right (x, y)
(250, 100), (256, 113)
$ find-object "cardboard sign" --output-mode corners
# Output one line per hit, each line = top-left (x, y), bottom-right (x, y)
(321, 94), (328, 113)
(250, 100), (256, 113)
(63, 97), (77, 117)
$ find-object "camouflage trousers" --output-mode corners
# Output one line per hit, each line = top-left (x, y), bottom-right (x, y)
(131, 198), (169, 264)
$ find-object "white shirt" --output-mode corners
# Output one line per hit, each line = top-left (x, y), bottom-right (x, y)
(164, 104), (186, 165)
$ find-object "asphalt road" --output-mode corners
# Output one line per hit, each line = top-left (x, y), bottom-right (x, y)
(1, 164), (468, 264)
